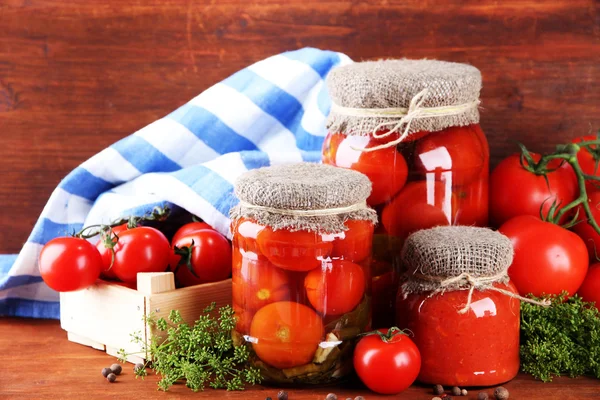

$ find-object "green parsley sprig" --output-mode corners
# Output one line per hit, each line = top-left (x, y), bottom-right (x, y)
(117, 303), (261, 391)
(520, 293), (600, 382)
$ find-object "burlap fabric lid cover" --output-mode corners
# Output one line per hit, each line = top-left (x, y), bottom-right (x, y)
(326, 59), (482, 136)
(401, 226), (513, 295)
(230, 163), (378, 233)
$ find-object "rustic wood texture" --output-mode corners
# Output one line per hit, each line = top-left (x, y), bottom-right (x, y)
(1, 0), (599, 253)
(0, 318), (599, 399)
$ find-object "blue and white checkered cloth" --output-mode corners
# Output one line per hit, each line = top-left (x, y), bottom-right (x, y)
(0, 48), (351, 319)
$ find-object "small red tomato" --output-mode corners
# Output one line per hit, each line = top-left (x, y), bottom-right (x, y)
(490, 153), (578, 227)
(331, 219), (374, 263)
(110, 227), (171, 284)
(414, 125), (487, 186)
(257, 227), (333, 272)
(381, 181), (456, 240)
(354, 328), (421, 394)
(232, 257), (290, 311)
(572, 190), (600, 261)
(499, 215), (589, 297)
(172, 221), (213, 244)
(173, 229), (232, 285)
(573, 135), (600, 191)
(577, 263), (600, 308)
(304, 260), (365, 315)
(330, 134), (409, 206)
(96, 223), (129, 280)
(39, 237), (103, 292)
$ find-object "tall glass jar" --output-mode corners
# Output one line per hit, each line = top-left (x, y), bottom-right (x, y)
(230, 163), (377, 385)
(396, 226), (520, 387)
(323, 60), (489, 328)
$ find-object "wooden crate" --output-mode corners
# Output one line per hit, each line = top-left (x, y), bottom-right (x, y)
(60, 272), (232, 364)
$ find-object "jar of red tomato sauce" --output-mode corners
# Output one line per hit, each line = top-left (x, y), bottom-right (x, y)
(323, 60), (489, 328)
(230, 163), (377, 385)
(396, 226), (520, 387)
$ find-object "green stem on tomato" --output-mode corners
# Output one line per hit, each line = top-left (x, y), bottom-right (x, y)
(524, 142), (600, 236)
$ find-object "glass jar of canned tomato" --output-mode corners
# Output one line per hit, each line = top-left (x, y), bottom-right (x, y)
(230, 163), (377, 385)
(324, 59), (489, 328)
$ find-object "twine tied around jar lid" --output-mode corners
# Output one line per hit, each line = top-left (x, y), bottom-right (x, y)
(230, 163), (378, 233)
(326, 59), (482, 152)
(401, 226), (551, 314)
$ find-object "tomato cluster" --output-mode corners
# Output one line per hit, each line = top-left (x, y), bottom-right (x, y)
(323, 124), (489, 327)
(39, 220), (232, 293)
(231, 217), (373, 371)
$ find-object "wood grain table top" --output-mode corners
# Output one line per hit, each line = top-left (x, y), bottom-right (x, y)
(1, 317), (599, 399)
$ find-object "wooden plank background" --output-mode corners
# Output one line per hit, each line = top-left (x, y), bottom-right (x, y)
(0, 0), (598, 254)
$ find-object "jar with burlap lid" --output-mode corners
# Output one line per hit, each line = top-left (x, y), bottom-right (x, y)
(322, 59), (490, 329)
(396, 226), (547, 387)
(230, 162), (377, 385)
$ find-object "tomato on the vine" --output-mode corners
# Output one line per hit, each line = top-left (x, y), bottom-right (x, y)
(326, 134), (408, 206)
(171, 221), (212, 244)
(96, 223), (128, 280)
(499, 215), (588, 297)
(573, 190), (600, 261)
(577, 263), (600, 308)
(39, 237), (103, 292)
(490, 153), (578, 227)
(110, 227), (171, 284)
(353, 328), (421, 395)
(250, 301), (324, 369)
(573, 135), (600, 188)
(414, 125), (487, 186)
(172, 229), (232, 286)
(304, 260), (365, 315)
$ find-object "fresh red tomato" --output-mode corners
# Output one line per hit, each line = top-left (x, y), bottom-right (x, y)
(110, 227), (171, 284)
(232, 257), (290, 311)
(499, 215), (589, 297)
(573, 190), (600, 261)
(381, 181), (455, 240)
(490, 153), (578, 227)
(327, 134), (409, 206)
(96, 223), (128, 280)
(39, 237), (103, 292)
(250, 301), (324, 369)
(573, 135), (600, 190)
(257, 227), (333, 272)
(353, 328), (421, 395)
(331, 219), (374, 262)
(414, 125), (487, 187)
(577, 263), (600, 308)
(172, 221), (213, 244)
(172, 229), (232, 286)
(304, 260), (365, 315)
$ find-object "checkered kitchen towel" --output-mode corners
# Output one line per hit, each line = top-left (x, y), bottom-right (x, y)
(0, 48), (352, 319)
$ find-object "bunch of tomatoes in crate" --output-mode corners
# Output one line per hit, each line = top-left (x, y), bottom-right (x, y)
(38, 214), (232, 292)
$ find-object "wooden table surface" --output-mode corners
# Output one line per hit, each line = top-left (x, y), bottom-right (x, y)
(1, 318), (599, 400)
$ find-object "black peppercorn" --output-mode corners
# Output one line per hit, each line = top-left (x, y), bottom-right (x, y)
(106, 373), (117, 383)
(494, 387), (509, 400)
(110, 363), (122, 375)
(101, 367), (111, 377)
(433, 384), (444, 395)
(266, 397), (272, 400)
(477, 392), (489, 400)
(325, 394), (337, 400)
(277, 391), (289, 400)
(133, 363), (145, 373)
(451, 386), (461, 396)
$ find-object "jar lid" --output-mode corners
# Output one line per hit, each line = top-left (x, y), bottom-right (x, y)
(401, 226), (514, 294)
(230, 163), (378, 233)
(326, 59), (482, 137)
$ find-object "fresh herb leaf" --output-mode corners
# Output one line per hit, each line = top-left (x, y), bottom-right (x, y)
(118, 302), (261, 391)
(520, 293), (600, 382)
